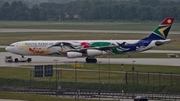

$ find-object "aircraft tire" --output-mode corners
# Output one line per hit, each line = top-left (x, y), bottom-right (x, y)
(86, 58), (92, 63)
(27, 58), (32, 62)
(86, 58), (89, 63)
(92, 59), (97, 63)
(86, 58), (97, 63)
(14, 58), (18, 62)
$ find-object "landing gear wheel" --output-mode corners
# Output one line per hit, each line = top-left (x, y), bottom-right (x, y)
(92, 59), (97, 63)
(86, 58), (89, 62)
(86, 57), (97, 63)
(27, 58), (32, 62)
(14, 58), (18, 62)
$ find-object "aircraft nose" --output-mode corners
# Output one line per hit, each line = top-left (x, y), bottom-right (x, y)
(5, 46), (10, 52)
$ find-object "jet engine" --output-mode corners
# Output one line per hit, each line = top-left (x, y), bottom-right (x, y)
(155, 41), (163, 46)
(87, 49), (104, 56)
(67, 52), (82, 58)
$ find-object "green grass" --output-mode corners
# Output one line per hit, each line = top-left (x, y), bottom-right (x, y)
(0, 21), (180, 31)
(0, 91), (101, 101)
(0, 65), (179, 92)
(1, 64), (180, 83)
(0, 67), (32, 79)
(99, 53), (176, 58)
(0, 48), (5, 52)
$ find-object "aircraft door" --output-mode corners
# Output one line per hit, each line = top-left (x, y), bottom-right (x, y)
(16, 43), (18, 47)
(139, 41), (144, 48)
(137, 40), (145, 51)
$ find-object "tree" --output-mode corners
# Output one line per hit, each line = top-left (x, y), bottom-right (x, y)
(138, 6), (154, 20)
(39, 8), (47, 21)
(139, 0), (160, 6)
(0, 2), (10, 20)
(0, 0), (5, 7)
(30, 4), (40, 20)
(2, 2), (10, 8)
(0, 0), (180, 21)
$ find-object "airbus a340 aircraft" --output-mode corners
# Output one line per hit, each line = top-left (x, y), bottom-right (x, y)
(5, 17), (174, 63)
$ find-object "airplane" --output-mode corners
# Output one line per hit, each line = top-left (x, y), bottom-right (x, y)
(5, 17), (175, 63)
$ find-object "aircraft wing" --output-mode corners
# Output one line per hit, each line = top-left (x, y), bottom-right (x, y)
(91, 45), (120, 50)
(67, 42), (126, 52)
(67, 45), (119, 52)
(162, 39), (176, 44)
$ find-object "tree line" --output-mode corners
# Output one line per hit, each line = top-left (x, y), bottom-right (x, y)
(0, 0), (180, 21)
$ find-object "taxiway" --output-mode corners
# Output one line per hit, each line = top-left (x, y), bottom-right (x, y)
(0, 52), (180, 67)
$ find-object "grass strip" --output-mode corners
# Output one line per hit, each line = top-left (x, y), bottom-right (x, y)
(0, 21), (180, 31)
(0, 91), (102, 101)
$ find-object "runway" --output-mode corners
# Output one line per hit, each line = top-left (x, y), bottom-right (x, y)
(142, 50), (180, 53)
(0, 28), (179, 34)
(0, 99), (25, 101)
(1, 52), (180, 67)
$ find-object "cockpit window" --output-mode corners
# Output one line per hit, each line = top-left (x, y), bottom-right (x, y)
(10, 45), (15, 47)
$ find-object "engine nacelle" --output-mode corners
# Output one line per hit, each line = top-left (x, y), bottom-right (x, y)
(155, 41), (163, 46)
(67, 52), (82, 58)
(87, 49), (104, 56)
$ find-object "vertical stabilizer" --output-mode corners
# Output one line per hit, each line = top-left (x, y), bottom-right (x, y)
(143, 17), (174, 40)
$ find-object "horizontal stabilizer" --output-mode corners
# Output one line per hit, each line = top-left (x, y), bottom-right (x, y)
(155, 39), (176, 46)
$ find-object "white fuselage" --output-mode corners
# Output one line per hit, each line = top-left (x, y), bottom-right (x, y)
(5, 39), (168, 57)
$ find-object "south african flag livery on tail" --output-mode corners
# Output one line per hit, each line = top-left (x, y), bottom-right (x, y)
(143, 17), (174, 40)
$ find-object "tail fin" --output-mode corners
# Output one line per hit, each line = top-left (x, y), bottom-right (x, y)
(143, 17), (174, 40)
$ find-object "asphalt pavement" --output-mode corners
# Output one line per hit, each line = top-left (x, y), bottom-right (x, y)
(1, 52), (180, 67)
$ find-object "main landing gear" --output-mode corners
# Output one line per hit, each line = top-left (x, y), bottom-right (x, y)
(86, 57), (97, 63)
